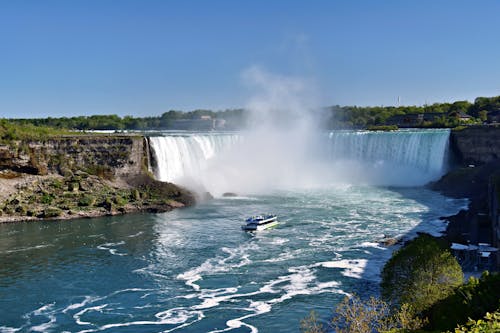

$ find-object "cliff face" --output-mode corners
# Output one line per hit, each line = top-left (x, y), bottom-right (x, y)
(434, 126), (500, 269)
(0, 135), (145, 178)
(0, 134), (195, 223)
(450, 126), (500, 166)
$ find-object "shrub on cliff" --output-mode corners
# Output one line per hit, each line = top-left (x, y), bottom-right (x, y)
(300, 296), (426, 333)
(425, 271), (500, 331)
(450, 309), (500, 333)
(78, 195), (96, 207)
(381, 234), (463, 313)
(43, 207), (62, 218)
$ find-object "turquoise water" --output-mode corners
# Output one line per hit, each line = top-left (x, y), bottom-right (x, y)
(0, 186), (466, 332)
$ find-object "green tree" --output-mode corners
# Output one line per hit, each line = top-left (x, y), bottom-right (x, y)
(479, 110), (488, 122)
(331, 296), (393, 333)
(450, 310), (500, 333)
(426, 271), (500, 331)
(300, 311), (324, 333)
(301, 295), (426, 333)
(381, 234), (463, 313)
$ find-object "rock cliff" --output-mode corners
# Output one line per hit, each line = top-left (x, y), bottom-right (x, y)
(450, 126), (500, 166)
(0, 135), (145, 178)
(432, 126), (500, 264)
(0, 134), (194, 222)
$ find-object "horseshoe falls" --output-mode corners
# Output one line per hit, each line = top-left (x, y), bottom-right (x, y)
(0, 129), (467, 333)
(149, 129), (451, 195)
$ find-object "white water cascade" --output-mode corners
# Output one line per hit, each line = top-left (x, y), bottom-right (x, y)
(325, 129), (451, 186)
(149, 133), (241, 183)
(149, 129), (451, 193)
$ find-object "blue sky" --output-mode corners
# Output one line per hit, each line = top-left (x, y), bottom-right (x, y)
(1, 0), (499, 118)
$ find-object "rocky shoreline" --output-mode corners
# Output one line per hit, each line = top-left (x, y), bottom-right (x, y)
(0, 135), (195, 223)
(0, 170), (195, 223)
(430, 160), (500, 247)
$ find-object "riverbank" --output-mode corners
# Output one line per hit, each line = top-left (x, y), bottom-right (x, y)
(427, 158), (500, 274)
(0, 133), (195, 223)
(430, 160), (500, 243)
(0, 170), (194, 223)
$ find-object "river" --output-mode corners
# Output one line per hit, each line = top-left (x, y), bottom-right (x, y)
(0, 130), (467, 332)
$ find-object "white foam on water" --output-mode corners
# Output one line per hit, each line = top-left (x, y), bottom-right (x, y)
(62, 296), (100, 314)
(27, 303), (57, 332)
(109, 288), (155, 297)
(3, 244), (52, 254)
(192, 287), (240, 310)
(76, 308), (205, 333)
(177, 243), (258, 291)
(219, 196), (260, 201)
(133, 264), (171, 281)
(261, 251), (295, 263)
(155, 308), (201, 324)
(30, 316), (56, 333)
(176, 262), (209, 292)
(207, 301), (271, 333)
(201, 264), (348, 332)
(127, 231), (144, 238)
(268, 237), (289, 245)
(359, 242), (387, 250)
(87, 234), (105, 239)
(31, 303), (55, 316)
(74, 304), (108, 326)
(318, 259), (368, 279)
(96, 241), (127, 256)
(412, 218), (451, 237)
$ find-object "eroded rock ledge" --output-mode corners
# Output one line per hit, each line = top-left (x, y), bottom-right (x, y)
(0, 135), (194, 223)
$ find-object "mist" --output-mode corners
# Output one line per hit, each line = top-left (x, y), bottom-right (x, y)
(195, 66), (333, 195)
(150, 68), (451, 196)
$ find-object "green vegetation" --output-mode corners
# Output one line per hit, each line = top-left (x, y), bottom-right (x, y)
(325, 96), (500, 129)
(426, 272), (500, 331)
(43, 207), (62, 218)
(2, 95), (500, 132)
(381, 234), (463, 313)
(366, 125), (399, 131)
(301, 234), (500, 333)
(0, 119), (74, 143)
(451, 310), (500, 333)
(5, 109), (247, 131)
(0, 172), (189, 220)
(301, 296), (427, 333)
(84, 165), (115, 180)
(333, 296), (426, 333)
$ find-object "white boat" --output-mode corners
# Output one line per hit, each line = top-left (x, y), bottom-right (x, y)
(241, 214), (278, 231)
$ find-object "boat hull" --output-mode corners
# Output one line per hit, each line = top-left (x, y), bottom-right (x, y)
(241, 220), (279, 231)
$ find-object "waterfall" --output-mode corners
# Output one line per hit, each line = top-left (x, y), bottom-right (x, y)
(326, 129), (450, 177)
(149, 134), (241, 183)
(148, 129), (451, 192)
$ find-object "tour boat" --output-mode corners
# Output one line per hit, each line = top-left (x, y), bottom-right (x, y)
(241, 214), (278, 231)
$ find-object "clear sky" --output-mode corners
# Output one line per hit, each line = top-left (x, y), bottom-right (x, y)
(1, 0), (499, 118)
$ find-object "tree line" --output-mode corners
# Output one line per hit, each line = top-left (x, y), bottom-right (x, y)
(3, 95), (500, 131)
(6, 109), (247, 131)
(325, 95), (500, 129)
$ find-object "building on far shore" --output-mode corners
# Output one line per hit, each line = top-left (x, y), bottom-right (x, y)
(386, 111), (474, 127)
(170, 116), (226, 131)
(386, 113), (444, 127)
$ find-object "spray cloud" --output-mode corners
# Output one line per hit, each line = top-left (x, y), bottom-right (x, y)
(200, 66), (328, 195)
(150, 68), (451, 195)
